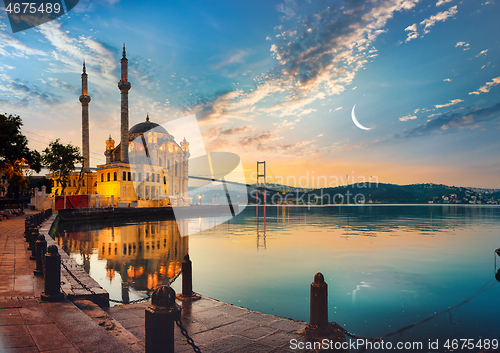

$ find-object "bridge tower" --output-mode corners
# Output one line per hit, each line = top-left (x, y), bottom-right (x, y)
(256, 161), (266, 250)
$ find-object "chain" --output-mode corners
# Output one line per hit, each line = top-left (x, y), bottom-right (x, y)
(176, 319), (202, 353)
(60, 259), (182, 305)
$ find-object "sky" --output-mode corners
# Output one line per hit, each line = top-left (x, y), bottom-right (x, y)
(0, 0), (499, 188)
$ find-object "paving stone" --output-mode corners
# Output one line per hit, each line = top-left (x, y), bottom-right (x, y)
(27, 323), (74, 351)
(202, 334), (254, 353)
(0, 333), (36, 349)
(256, 331), (296, 347)
(19, 306), (53, 325)
(0, 324), (29, 336)
(236, 324), (277, 339)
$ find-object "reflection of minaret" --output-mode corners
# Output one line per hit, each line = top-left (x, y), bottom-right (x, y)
(79, 61), (91, 172)
(118, 44), (131, 163)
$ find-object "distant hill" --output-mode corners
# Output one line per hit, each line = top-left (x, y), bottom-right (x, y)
(247, 183), (500, 205)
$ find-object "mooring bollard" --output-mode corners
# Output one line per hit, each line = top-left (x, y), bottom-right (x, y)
(145, 285), (181, 353)
(41, 245), (64, 302)
(305, 272), (334, 337)
(30, 228), (39, 260)
(176, 254), (201, 301)
(34, 233), (47, 276)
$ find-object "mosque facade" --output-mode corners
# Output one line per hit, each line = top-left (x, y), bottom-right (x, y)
(49, 45), (190, 207)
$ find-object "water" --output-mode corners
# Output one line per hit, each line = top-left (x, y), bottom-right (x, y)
(55, 205), (500, 352)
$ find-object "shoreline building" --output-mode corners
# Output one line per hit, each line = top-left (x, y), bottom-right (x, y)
(49, 45), (190, 207)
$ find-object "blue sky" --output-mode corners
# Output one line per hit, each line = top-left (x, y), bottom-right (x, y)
(0, 0), (499, 188)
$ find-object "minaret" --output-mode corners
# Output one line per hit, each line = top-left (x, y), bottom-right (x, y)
(79, 61), (91, 172)
(118, 43), (131, 163)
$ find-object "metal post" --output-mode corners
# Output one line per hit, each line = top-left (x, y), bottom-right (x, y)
(176, 254), (201, 301)
(27, 226), (35, 251)
(304, 272), (334, 337)
(145, 285), (181, 353)
(34, 233), (47, 276)
(41, 245), (64, 302)
(30, 228), (39, 260)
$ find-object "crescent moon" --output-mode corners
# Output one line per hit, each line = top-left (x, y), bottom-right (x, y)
(351, 105), (372, 131)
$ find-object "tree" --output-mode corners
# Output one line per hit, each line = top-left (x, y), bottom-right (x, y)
(42, 139), (84, 195)
(0, 114), (42, 202)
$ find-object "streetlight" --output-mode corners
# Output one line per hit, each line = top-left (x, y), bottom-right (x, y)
(198, 194), (202, 205)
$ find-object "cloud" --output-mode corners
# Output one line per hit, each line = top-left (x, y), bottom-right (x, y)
(404, 5), (458, 42)
(468, 76), (500, 95)
(434, 98), (463, 109)
(455, 41), (470, 50)
(401, 103), (500, 138)
(443, 78), (452, 82)
(276, 0), (297, 20)
(212, 49), (252, 70)
(475, 49), (488, 57)
(193, 0), (421, 125)
(420, 5), (458, 34)
(0, 28), (48, 57)
(6, 79), (60, 105)
(436, 0), (453, 6)
(48, 78), (78, 93)
(399, 114), (417, 121)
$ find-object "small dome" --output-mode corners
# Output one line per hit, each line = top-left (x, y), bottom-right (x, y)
(129, 115), (168, 135)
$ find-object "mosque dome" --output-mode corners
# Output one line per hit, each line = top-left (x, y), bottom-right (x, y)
(129, 114), (168, 135)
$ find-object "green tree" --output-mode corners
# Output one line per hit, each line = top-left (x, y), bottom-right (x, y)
(0, 113), (42, 203)
(42, 139), (84, 195)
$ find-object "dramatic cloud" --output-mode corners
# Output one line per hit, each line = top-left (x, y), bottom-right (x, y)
(434, 98), (463, 109)
(402, 103), (500, 138)
(469, 76), (500, 95)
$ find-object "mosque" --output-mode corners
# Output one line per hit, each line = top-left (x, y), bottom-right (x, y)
(49, 45), (190, 207)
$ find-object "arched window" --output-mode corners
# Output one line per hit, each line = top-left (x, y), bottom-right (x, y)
(159, 158), (162, 167)
(175, 163), (178, 177)
(163, 176), (166, 184)
(113, 172), (117, 181)
(128, 172), (131, 181)
(94, 181), (97, 187)
(73, 179), (76, 187)
(156, 174), (160, 183)
(123, 171), (126, 181)
(82, 179), (85, 187)
(167, 160), (170, 170)
(101, 173), (103, 182)
(151, 173), (154, 182)
(107, 173), (110, 182)
(146, 173), (149, 182)
(133, 173), (136, 181)
(138, 173), (142, 182)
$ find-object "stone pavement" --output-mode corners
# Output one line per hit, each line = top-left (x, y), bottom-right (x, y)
(0, 211), (139, 352)
(109, 296), (311, 353)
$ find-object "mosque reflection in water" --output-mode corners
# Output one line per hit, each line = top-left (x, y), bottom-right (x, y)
(55, 219), (188, 302)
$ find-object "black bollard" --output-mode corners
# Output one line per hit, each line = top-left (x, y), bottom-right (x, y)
(176, 254), (201, 301)
(30, 228), (38, 260)
(27, 226), (35, 251)
(34, 233), (47, 276)
(24, 218), (30, 241)
(41, 245), (64, 302)
(304, 272), (334, 337)
(145, 285), (181, 353)
(182, 254), (192, 297)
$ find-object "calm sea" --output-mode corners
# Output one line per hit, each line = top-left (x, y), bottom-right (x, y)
(55, 205), (500, 351)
